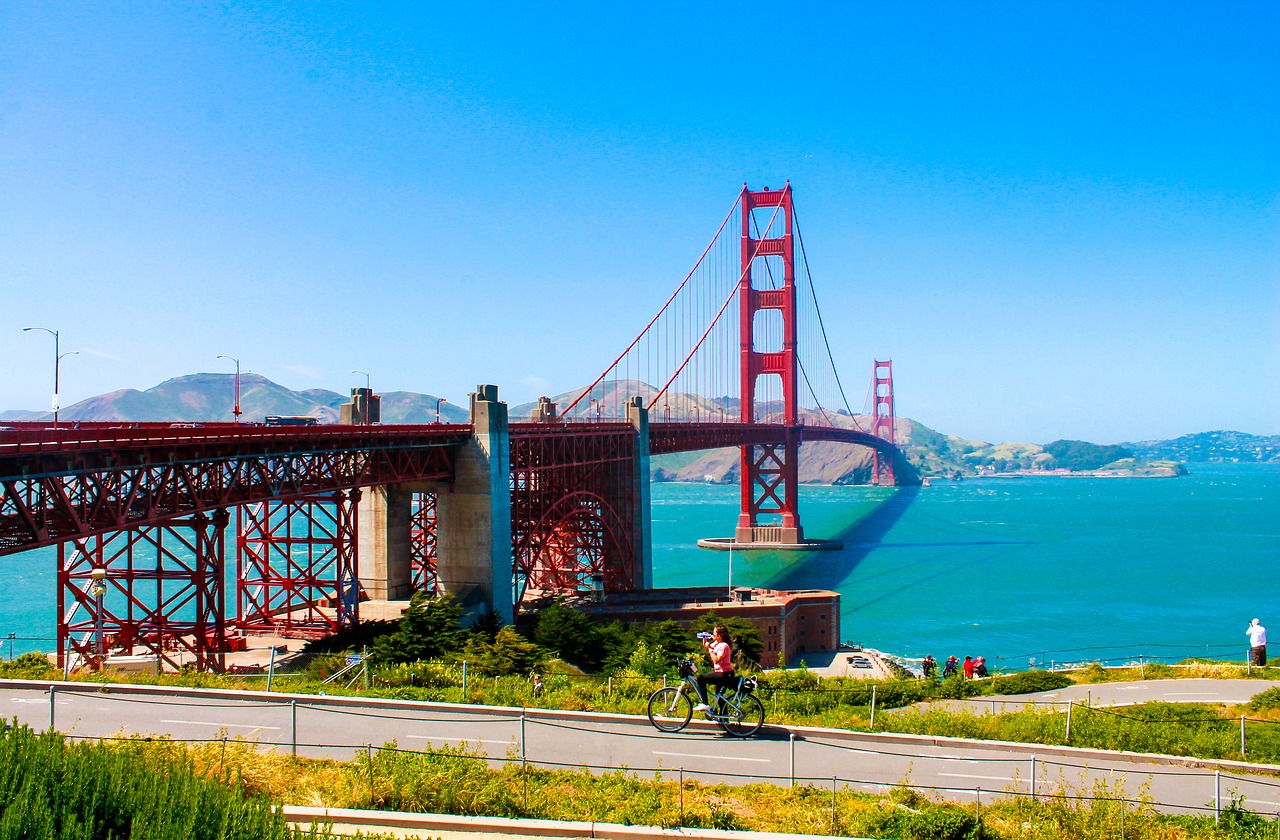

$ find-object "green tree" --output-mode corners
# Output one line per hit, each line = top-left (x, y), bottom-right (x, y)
(530, 600), (606, 670)
(469, 607), (504, 641)
(372, 591), (465, 664)
(463, 627), (546, 676)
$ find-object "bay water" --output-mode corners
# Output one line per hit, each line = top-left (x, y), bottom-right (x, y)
(2, 464), (1276, 671)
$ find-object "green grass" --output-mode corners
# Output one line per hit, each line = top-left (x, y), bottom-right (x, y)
(0, 723), (327, 839)
(88, 729), (1280, 840)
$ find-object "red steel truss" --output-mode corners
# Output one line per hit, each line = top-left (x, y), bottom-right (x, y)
(738, 184), (802, 541)
(236, 490), (361, 638)
(872, 359), (897, 486)
(410, 490), (438, 594)
(58, 509), (229, 673)
(509, 424), (637, 605)
(0, 424), (467, 556)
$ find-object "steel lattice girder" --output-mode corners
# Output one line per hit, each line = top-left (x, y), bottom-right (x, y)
(58, 509), (229, 674)
(409, 491), (438, 594)
(509, 428), (637, 605)
(236, 491), (360, 638)
(0, 427), (466, 555)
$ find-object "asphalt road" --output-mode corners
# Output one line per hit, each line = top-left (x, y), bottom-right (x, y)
(917, 677), (1280, 715)
(4, 681), (1280, 819)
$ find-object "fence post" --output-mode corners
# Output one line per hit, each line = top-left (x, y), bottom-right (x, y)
(48, 685), (55, 732)
(462, 660), (468, 698)
(362, 645), (370, 690)
(267, 645), (277, 692)
(608, 676), (613, 697)
(679, 767), (684, 826)
(368, 744), (375, 805)
(521, 712), (527, 767)
(831, 776), (838, 834)
(291, 700), (298, 757)
(1215, 769), (1221, 824)
(1030, 755), (1037, 801)
(221, 736), (227, 776)
(789, 731), (796, 788)
(1065, 702), (1072, 743)
(1241, 714), (1247, 757)
(869, 685), (877, 730)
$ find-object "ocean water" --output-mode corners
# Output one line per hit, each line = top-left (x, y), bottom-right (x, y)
(652, 463), (1280, 670)
(3, 464), (1276, 670)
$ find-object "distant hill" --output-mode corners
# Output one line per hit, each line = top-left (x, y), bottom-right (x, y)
(4, 374), (1212, 480)
(4, 373), (469, 424)
(1124, 430), (1280, 463)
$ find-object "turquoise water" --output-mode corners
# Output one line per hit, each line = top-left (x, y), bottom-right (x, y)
(3, 464), (1277, 669)
(652, 463), (1280, 670)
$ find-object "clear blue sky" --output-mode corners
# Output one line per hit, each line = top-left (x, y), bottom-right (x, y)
(3, 2), (1276, 443)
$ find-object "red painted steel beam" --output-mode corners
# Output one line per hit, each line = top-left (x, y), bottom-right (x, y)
(0, 425), (469, 555)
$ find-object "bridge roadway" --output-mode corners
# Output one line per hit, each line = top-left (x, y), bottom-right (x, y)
(4, 680), (1278, 818)
(0, 419), (897, 556)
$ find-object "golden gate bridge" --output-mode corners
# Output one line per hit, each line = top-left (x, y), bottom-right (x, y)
(0, 183), (910, 672)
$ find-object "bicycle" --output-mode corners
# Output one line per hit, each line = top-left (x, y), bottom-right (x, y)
(646, 658), (765, 737)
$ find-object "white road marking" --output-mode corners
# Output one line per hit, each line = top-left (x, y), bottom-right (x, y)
(1166, 692), (1219, 696)
(160, 719), (281, 730)
(406, 735), (511, 746)
(654, 750), (770, 764)
(938, 773), (1012, 782)
(11, 698), (54, 704)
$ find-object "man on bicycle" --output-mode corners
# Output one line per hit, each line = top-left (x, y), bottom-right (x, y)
(694, 625), (735, 712)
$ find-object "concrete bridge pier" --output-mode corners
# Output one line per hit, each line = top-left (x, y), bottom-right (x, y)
(435, 385), (513, 623)
(357, 385), (513, 624)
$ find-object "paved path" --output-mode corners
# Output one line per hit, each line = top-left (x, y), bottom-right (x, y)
(5, 680), (1280, 819)
(910, 678), (1280, 716)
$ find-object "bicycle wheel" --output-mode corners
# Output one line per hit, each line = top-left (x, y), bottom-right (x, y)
(719, 692), (765, 737)
(647, 686), (693, 732)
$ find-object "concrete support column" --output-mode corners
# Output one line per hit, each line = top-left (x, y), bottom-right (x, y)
(357, 485), (413, 600)
(626, 396), (653, 590)
(436, 385), (513, 624)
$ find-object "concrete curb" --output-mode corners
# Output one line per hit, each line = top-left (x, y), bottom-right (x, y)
(283, 806), (872, 840)
(5, 678), (1278, 777)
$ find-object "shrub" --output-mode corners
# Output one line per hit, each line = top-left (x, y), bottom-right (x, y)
(991, 670), (1072, 695)
(1247, 686), (1280, 712)
(0, 652), (58, 681)
(904, 805), (987, 840)
(0, 724), (310, 839)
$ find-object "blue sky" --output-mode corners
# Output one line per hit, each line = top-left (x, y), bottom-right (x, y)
(2, 2), (1276, 443)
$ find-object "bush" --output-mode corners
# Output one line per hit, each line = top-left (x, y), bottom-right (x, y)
(0, 652), (57, 681)
(905, 805), (987, 840)
(0, 724), (310, 838)
(991, 670), (1072, 695)
(1247, 686), (1280, 712)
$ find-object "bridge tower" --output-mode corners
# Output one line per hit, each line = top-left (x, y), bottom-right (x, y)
(735, 184), (803, 545)
(872, 359), (897, 486)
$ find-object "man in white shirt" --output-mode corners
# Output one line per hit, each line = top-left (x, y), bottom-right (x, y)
(1247, 618), (1267, 666)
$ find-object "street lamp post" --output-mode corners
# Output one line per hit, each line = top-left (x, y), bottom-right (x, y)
(435, 397), (447, 424)
(590, 398), (601, 421)
(23, 327), (77, 427)
(89, 567), (107, 664)
(216, 355), (242, 423)
(352, 370), (370, 390)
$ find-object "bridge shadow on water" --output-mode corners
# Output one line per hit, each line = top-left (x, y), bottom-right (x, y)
(764, 487), (1032, 594)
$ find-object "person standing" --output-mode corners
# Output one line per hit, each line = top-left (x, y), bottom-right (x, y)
(1247, 618), (1267, 666)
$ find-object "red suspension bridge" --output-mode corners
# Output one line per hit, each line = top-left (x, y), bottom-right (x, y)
(0, 184), (911, 672)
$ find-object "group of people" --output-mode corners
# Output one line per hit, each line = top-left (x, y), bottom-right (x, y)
(921, 654), (988, 680)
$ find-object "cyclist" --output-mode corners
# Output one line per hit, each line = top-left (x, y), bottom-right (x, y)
(694, 625), (736, 712)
